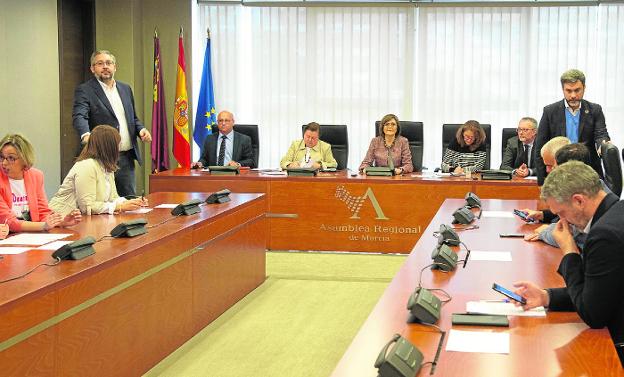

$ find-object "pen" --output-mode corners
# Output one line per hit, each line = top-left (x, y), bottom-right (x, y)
(480, 299), (510, 303)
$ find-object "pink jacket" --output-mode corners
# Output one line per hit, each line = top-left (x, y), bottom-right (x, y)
(0, 168), (52, 232)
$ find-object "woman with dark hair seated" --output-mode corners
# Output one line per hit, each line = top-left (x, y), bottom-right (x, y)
(50, 125), (147, 215)
(441, 120), (487, 174)
(0, 134), (81, 236)
(359, 114), (413, 175)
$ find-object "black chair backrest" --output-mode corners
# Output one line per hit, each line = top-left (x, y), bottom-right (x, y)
(233, 124), (259, 168)
(501, 128), (517, 157)
(602, 143), (622, 197)
(442, 123), (492, 169)
(301, 124), (348, 170)
(375, 121), (424, 171)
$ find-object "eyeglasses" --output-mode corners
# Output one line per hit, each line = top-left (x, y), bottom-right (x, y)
(0, 156), (19, 164)
(517, 128), (536, 133)
(383, 123), (398, 128)
(93, 60), (115, 67)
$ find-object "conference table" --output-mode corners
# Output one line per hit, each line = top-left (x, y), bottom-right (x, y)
(150, 169), (540, 253)
(330, 198), (623, 376)
(0, 192), (267, 376)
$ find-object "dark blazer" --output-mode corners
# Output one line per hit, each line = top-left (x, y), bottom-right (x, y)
(547, 193), (624, 366)
(535, 99), (610, 185)
(72, 78), (145, 164)
(500, 136), (537, 175)
(198, 131), (255, 168)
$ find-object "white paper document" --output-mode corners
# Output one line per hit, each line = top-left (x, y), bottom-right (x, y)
(260, 171), (287, 176)
(470, 251), (512, 262)
(481, 211), (515, 218)
(466, 301), (546, 317)
(124, 208), (153, 214)
(154, 204), (179, 209)
(0, 247), (32, 255)
(0, 233), (73, 246)
(35, 241), (73, 250)
(446, 329), (510, 354)
(524, 176), (538, 180)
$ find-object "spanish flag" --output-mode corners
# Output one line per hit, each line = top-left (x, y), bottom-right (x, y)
(172, 27), (191, 168)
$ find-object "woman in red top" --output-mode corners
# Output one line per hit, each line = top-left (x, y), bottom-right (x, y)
(0, 134), (81, 237)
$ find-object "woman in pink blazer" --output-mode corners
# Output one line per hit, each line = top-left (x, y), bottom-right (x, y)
(0, 134), (81, 237)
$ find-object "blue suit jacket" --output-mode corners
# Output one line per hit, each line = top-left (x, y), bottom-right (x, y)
(72, 78), (145, 164)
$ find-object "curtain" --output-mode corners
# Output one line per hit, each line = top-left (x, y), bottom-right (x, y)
(193, 3), (624, 171)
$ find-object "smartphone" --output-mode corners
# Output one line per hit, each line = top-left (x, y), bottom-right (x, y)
(513, 209), (531, 222)
(492, 283), (526, 305)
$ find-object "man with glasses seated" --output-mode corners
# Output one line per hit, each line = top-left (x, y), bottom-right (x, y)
(500, 117), (538, 177)
(73, 50), (152, 197)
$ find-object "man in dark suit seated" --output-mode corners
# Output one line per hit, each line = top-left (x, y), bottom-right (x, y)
(193, 110), (255, 169)
(513, 161), (624, 367)
(500, 117), (538, 177)
(73, 50), (152, 197)
(534, 69), (610, 185)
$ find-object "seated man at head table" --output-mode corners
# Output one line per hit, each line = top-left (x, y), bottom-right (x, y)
(192, 110), (255, 169)
(500, 117), (538, 177)
(523, 141), (613, 249)
(1, 134), (81, 235)
(280, 122), (337, 171)
(513, 161), (624, 367)
(359, 113), (413, 175)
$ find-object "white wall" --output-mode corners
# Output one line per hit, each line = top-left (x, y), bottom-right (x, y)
(0, 0), (60, 197)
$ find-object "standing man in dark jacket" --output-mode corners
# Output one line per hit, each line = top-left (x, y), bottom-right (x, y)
(534, 69), (610, 185)
(73, 50), (152, 197)
(514, 161), (624, 367)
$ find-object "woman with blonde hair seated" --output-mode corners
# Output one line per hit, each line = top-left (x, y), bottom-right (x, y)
(50, 125), (147, 215)
(0, 134), (81, 236)
(359, 114), (413, 175)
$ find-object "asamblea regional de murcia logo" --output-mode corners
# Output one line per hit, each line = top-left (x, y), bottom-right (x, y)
(335, 185), (389, 220)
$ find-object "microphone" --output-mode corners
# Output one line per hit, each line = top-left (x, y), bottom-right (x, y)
(464, 192), (482, 219)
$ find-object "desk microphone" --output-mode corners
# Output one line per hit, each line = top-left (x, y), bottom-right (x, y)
(346, 167), (358, 177)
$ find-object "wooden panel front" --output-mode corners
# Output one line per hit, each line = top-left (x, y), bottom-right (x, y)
(269, 180), (471, 253)
(331, 199), (622, 376)
(149, 169), (540, 253)
(0, 192), (267, 377)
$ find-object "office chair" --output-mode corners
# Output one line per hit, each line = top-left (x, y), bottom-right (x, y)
(375, 121), (424, 171)
(442, 123), (492, 169)
(233, 124), (259, 168)
(601, 142), (622, 197)
(501, 128), (517, 157)
(301, 124), (349, 170)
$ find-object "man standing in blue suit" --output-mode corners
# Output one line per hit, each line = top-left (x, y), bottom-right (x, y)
(534, 69), (610, 186)
(73, 50), (152, 197)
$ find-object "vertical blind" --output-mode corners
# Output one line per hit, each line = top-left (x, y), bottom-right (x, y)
(193, 3), (624, 171)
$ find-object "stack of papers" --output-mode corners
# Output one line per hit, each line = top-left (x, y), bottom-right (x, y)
(446, 329), (510, 354)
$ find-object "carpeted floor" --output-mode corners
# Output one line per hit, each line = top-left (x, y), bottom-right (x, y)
(144, 251), (406, 377)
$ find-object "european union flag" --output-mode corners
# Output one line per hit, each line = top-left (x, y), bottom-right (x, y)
(193, 31), (216, 148)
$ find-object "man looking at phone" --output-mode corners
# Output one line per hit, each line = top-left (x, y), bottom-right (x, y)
(514, 161), (624, 366)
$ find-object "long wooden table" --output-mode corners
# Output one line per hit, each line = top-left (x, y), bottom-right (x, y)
(0, 192), (267, 376)
(150, 169), (540, 253)
(331, 199), (623, 376)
